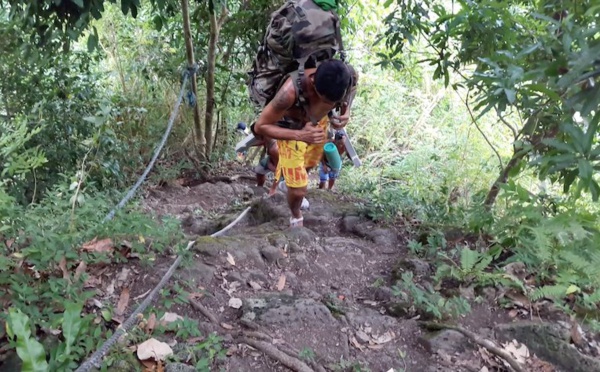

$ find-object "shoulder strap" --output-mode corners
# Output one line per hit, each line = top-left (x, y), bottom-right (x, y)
(290, 67), (320, 125)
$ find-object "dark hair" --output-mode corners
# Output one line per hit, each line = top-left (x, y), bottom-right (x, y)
(313, 59), (351, 103)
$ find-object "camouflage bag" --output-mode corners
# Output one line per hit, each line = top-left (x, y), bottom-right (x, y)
(247, 0), (345, 112)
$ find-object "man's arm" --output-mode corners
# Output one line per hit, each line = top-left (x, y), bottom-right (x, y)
(254, 82), (325, 143)
(331, 82), (358, 129)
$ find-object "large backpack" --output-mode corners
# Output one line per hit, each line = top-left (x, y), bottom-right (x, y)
(247, 0), (345, 120)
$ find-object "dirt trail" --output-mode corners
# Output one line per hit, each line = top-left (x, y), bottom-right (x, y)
(144, 179), (444, 371)
(136, 166), (592, 372)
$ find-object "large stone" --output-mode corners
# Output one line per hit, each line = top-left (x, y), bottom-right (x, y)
(342, 215), (361, 233)
(495, 322), (600, 372)
(418, 329), (470, 355)
(284, 227), (318, 246)
(392, 258), (431, 279)
(259, 245), (285, 263)
(177, 262), (216, 285)
(242, 295), (336, 327)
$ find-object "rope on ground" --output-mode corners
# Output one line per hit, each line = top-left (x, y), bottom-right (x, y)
(75, 205), (252, 372)
(103, 72), (190, 222)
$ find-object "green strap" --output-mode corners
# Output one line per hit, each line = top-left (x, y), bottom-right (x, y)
(313, 0), (337, 11)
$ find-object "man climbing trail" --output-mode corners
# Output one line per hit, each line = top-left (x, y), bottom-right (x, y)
(254, 59), (352, 227)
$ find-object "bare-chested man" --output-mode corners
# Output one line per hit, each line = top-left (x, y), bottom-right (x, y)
(253, 59), (352, 228)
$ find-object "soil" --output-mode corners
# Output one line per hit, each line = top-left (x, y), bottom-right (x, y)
(63, 162), (600, 372)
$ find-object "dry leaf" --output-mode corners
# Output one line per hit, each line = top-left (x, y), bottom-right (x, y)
(355, 330), (370, 343)
(83, 275), (101, 288)
(249, 281), (262, 290)
(508, 309), (519, 318)
(367, 344), (384, 350)
(92, 299), (103, 308)
(59, 257), (70, 282)
(371, 331), (395, 344)
(226, 252), (236, 266)
(114, 288), (130, 323)
(349, 335), (364, 351)
(82, 237), (114, 253)
(146, 313), (157, 334)
(504, 290), (531, 308)
(5, 239), (14, 249)
(570, 319), (585, 347)
(220, 322), (234, 330)
(276, 274), (286, 291)
(228, 297), (243, 309)
(137, 338), (173, 361)
(116, 268), (130, 286)
(189, 292), (205, 300)
(502, 340), (529, 365)
(74, 261), (87, 281)
(479, 368), (489, 372)
(159, 312), (184, 326)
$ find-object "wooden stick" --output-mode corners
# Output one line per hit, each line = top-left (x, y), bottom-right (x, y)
(419, 321), (525, 372)
(188, 298), (220, 326)
(237, 337), (315, 372)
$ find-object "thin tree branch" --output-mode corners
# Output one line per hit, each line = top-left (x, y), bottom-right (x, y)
(457, 90), (504, 170)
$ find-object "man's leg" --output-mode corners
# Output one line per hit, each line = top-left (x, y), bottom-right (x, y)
(328, 170), (339, 190)
(318, 162), (328, 189)
(277, 140), (309, 226)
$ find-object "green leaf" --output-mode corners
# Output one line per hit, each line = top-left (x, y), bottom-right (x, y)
(62, 302), (83, 356)
(578, 159), (592, 181)
(460, 247), (479, 272)
(590, 180), (600, 201)
(70, 0), (84, 8)
(504, 89), (516, 104)
(8, 308), (49, 372)
(584, 111), (600, 155)
(383, 0), (394, 8)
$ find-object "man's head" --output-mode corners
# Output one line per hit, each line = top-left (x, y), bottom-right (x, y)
(312, 59), (351, 104)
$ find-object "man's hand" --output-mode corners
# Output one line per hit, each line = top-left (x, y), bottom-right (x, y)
(299, 123), (326, 144)
(330, 103), (351, 130)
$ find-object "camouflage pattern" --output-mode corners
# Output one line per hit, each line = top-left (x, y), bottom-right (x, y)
(247, 0), (344, 111)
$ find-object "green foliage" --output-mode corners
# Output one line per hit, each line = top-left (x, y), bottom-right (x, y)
(380, 0), (600, 204)
(6, 308), (49, 372)
(392, 272), (471, 320)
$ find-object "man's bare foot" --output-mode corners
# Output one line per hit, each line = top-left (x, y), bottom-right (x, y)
(289, 216), (303, 228)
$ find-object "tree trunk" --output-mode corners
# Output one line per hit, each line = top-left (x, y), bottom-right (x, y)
(205, 1), (229, 158)
(181, 0), (206, 161)
(484, 151), (524, 207)
(484, 125), (560, 208)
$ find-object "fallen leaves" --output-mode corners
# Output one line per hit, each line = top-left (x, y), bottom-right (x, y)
(74, 261), (87, 281)
(159, 312), (183, 326)
(113, 288), (130, 323)
(81, 237), (114, 254)
(276, 274), (286, 291)
(136, 338), (173, 361)
(502, 339), (529, 365)
(59, 257), (70, 282)
(226, 252), (236, 266)
(145, 313), (157, 334)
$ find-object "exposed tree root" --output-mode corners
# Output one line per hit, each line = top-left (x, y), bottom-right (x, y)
(188, 297), (220, 326)
(236, 337), (315, 372)
(419, 321), (525, 372)
(188, 297), (327, 371)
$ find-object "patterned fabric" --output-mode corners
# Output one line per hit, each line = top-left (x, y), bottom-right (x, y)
(247, 0), (344, 111)
(274, 116), (328, 188)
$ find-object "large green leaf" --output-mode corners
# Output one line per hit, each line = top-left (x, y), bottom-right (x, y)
(62, 302), (83, 356)
(7, 308), (49, 372)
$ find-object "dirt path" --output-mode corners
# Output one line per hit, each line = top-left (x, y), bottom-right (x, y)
(135, 168), (594, 372)
(143, 178), (445, 371)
